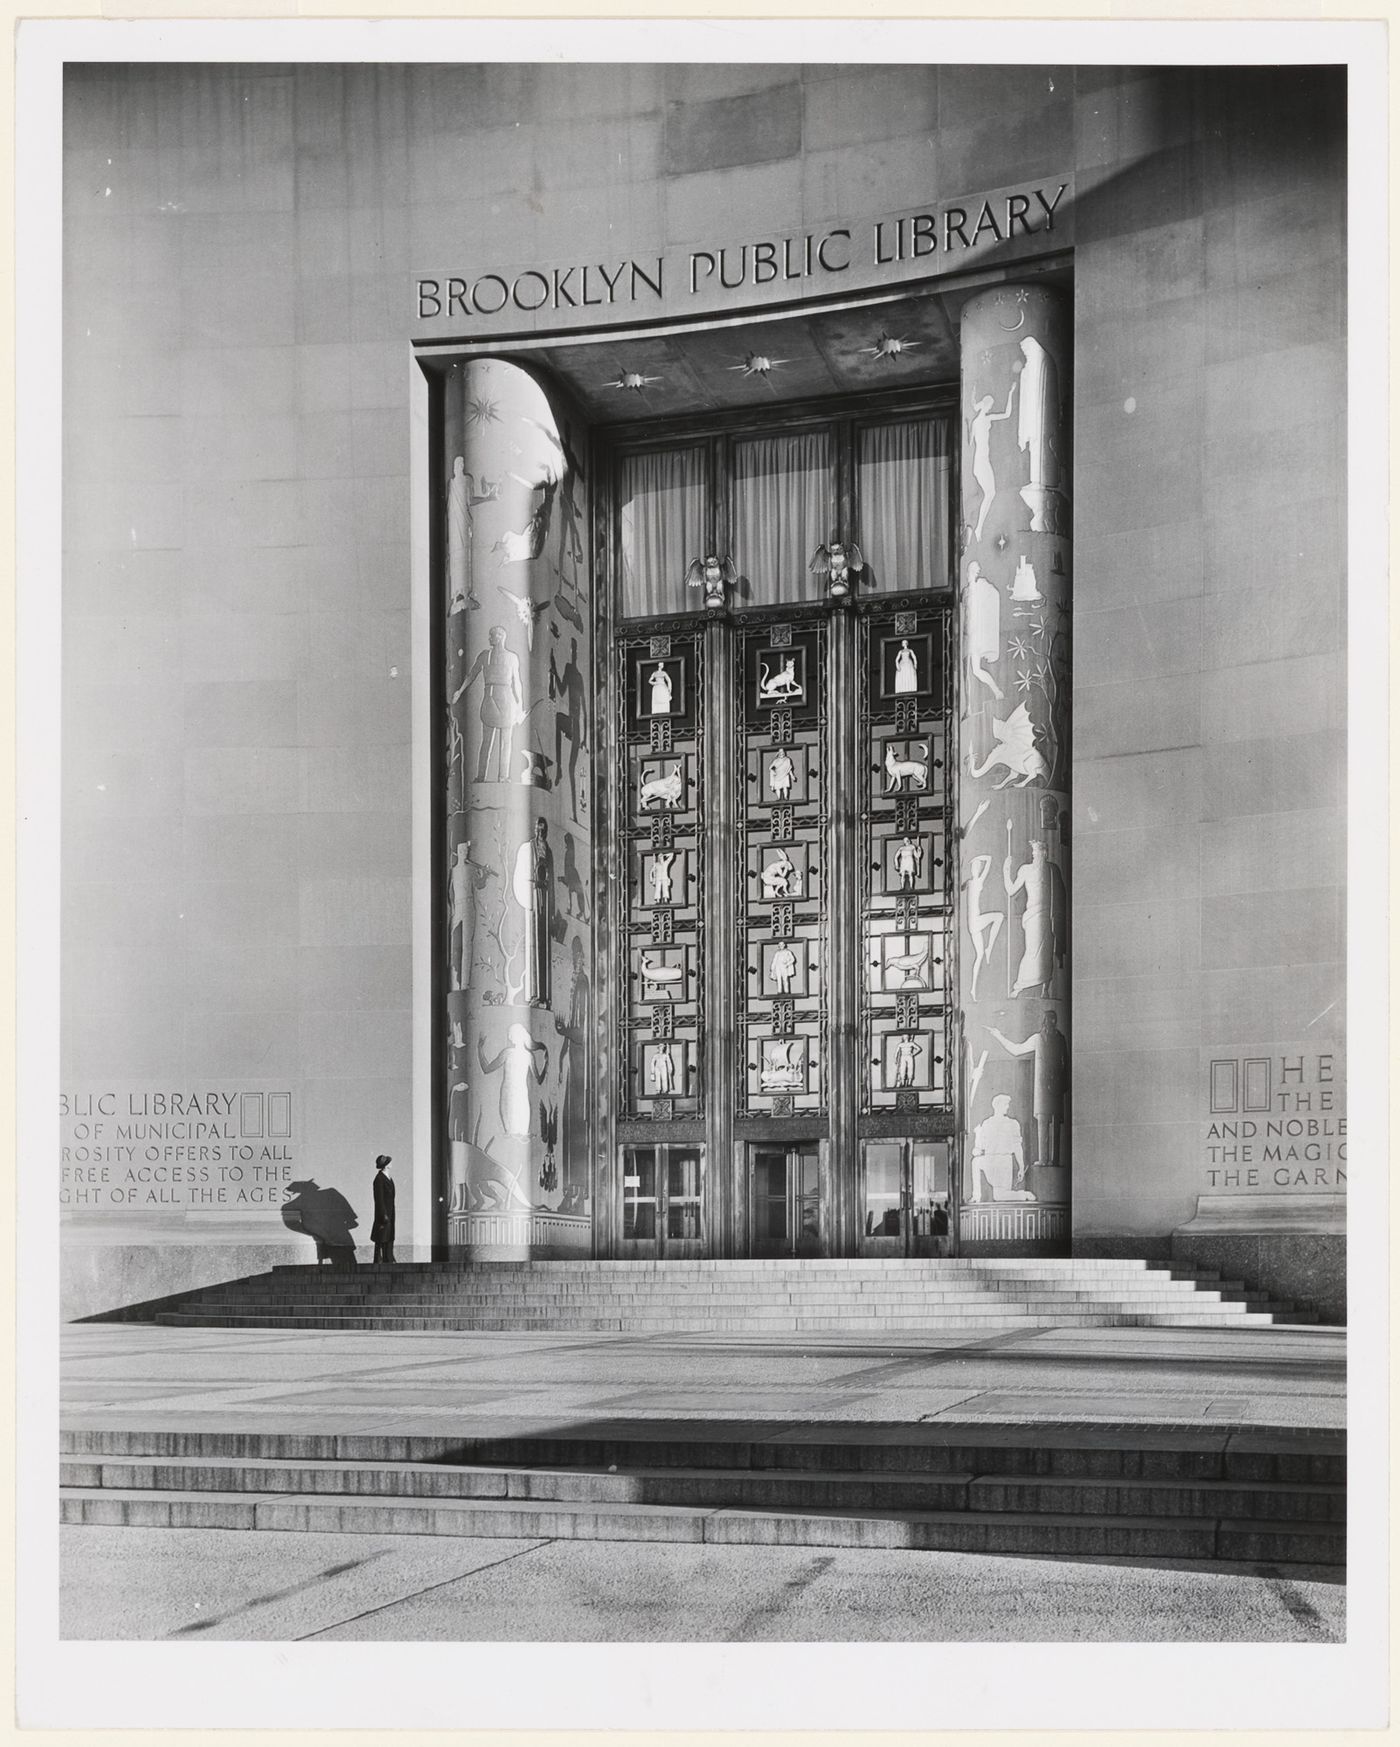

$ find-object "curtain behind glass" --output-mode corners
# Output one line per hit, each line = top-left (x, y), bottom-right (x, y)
(620, 447), (706, 618)
(733, 430), (832, 606)
(858, 418), (952, 593)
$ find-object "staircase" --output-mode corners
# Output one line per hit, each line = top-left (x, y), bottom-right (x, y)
(138, 1258), (1318, 1333)
(59, 1419), (1345, 1569)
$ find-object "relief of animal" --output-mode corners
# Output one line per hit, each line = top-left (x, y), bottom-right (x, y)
(965, 702), (1048, 788)
(639, 762), (684, 810)
(884, 742), (930, 793)
(885, 939), (932, 987)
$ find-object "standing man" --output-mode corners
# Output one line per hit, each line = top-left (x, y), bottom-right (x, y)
(371, 1154), (396, 1264)
(512, 819), (556, 1008)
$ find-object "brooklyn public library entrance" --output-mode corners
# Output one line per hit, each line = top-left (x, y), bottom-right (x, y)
(427, 266), (1072, 1262)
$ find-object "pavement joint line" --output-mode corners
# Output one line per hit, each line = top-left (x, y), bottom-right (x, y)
(1256, 1564), (1337, 1633)
(731, 1553), (838, 1640)
(167, 1552), (386, 1637)
(294, 1539), (557, 1642)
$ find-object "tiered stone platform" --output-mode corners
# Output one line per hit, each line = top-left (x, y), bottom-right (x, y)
(61, 1276), (1343, 1571)
(62, 1418), (1344, 1568)
(134, 1257), (1318, 1334)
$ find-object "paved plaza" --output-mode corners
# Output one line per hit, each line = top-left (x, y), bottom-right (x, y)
(62, 1522), (1344, 1643)
(59, 1320), (1345, 1643)
(62, 1319), (1346, 1436)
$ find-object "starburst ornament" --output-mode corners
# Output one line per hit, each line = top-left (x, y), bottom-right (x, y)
(730, 353), (788, 379)
(605, 368), (662, 393)
(863, 331), (920, 363)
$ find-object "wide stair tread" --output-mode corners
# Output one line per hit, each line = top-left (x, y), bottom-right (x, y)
(58, 1418), (1345, 1568)
(135, 1255), (1314, 1334)
(59, 1484), (1343, 1564)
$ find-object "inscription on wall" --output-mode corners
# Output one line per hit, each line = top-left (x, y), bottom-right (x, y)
(59, 1086), (296, 1211)
(1204, 1055), (1346, 1191)
(413, 178), (1072, 337)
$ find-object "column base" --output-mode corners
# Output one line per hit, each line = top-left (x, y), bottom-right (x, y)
(959, 1201), (1070, 1253)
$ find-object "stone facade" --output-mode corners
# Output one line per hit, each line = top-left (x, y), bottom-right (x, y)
(60, 63), (1346, 1315)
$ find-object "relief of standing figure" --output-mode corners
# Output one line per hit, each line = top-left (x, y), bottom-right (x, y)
(455, 625), (523, 784)
(966, 384), (1016, 544)
(512, 819), (556, 1008)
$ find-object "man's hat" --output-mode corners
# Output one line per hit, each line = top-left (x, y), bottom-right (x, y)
(375, 1154), (391, 1168)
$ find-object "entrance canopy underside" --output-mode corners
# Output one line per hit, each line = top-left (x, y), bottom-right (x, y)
(434, 269), (1069, 424)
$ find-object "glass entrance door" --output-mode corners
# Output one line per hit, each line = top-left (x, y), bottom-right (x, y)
(621, 1144), (706, 1258)
(861, 1139), (952, 1256)
(750, 1145), (822, 1257)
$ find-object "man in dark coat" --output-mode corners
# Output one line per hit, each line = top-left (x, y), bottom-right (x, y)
(371, 1154), (396, 1264)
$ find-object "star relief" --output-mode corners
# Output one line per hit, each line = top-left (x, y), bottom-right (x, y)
(862, 331), (921, 363)
(994, 533), (1009, 552)
(605, 368), (662, 393)
(731, 353), (788, 378)
(465, 396), (502, 428)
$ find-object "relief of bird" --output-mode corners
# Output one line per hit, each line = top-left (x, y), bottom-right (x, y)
(684, 552), (738, 610)
(500, 468), (558, 562)
(809, 539), (866, 598)
(495, 584), (548, 651)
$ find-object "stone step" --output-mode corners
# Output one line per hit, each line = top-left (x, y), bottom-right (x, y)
(267, 1263), (1189, 1277)
(62, 1424), (1346, 1485)
(175, 1290), (1243, 1311)
(169, 1280), (1253, 1304)
(152, 1310), (1277, 1332)
(57, 1485), (1344, 1565)
(189, 1274), (1233, 1295)
(59, 1454), (1345, 1524)
(142, 1255), (1315, 1334)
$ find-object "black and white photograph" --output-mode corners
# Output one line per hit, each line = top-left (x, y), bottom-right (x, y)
(14, 14), (1387, 1734)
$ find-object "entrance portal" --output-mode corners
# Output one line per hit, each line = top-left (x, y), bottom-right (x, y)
(433, 285), (1072, 1262)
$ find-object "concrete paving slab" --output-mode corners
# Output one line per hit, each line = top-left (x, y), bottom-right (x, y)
(60, 1322), (1346, 1436)
(59, 1525), (1346, 1642)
